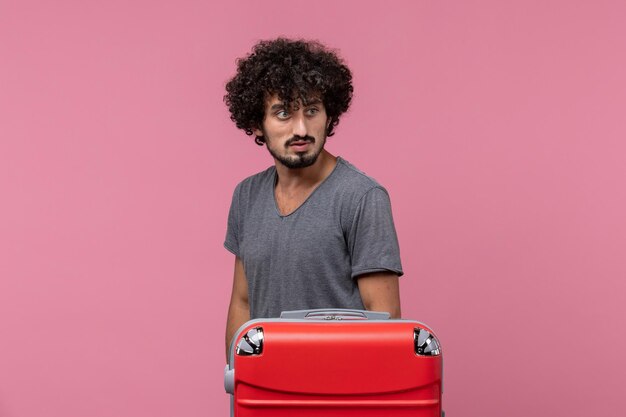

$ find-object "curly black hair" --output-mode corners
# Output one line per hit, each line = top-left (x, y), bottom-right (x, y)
(224, 38), (354, 145)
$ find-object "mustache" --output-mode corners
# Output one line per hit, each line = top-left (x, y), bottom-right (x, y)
(285, 136), (315, 147)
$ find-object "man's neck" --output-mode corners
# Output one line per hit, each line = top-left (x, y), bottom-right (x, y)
(274, 150), (337, 191)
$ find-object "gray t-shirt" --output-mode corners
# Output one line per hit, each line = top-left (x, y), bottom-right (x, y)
(224, 157), (403, 319)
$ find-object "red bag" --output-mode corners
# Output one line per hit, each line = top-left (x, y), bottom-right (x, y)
(225, 309), (444, 417)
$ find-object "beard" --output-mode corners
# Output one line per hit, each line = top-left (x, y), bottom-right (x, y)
(265, 134), (326, 169)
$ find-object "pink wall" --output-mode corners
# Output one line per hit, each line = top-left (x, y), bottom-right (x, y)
(1, 1), (624, 416)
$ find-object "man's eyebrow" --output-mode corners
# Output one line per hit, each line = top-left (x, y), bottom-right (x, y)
(304, 98), (322, 106)
(269, 98), (321, 111)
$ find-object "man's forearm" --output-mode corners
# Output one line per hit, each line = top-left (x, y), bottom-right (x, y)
(357, 272), (402, 319)
(225, 301), (250, 362)
(365, 300), (402, 319)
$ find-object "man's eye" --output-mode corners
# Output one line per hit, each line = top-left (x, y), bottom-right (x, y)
(276, 110), (290, 119)
(306, 108), (319, 116)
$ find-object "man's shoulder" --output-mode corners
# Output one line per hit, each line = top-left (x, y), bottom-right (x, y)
(330, 158), (394, 233)
(333, 157), (387, 196)
(233, 165), (276, 193)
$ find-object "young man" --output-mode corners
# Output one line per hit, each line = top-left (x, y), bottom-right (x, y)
(223, 38), (403, 355)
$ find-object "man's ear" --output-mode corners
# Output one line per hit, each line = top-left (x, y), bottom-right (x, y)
(253, 127), (263, 137)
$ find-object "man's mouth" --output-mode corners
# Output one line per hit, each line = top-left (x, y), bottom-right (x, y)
(286, 137), (315, 150)
(289, 141), (311, 151)
(287, 137), (313, 144)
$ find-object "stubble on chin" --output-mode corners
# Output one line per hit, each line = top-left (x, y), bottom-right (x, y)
(270, 149), (317, 169)
(267, 139), (325, 169)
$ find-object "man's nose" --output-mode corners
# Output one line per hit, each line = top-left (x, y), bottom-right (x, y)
(292, 113), (308, 137)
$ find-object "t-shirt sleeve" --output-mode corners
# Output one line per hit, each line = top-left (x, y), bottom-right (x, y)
(224, 184), (241, 257)
(348, 186), (404, 278)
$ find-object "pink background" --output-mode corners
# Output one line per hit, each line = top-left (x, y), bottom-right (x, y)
(1, 1), (625, 416)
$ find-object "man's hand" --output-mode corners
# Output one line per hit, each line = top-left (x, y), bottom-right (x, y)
(356, 272), (401, 318)
(225, 257), (250, 362)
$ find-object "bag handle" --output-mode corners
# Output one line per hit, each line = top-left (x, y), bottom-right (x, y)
(279, 308), (390, 320)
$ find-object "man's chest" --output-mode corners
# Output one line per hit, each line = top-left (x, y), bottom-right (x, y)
(274, 186), (318, 217)
(239, 198), (347, 265)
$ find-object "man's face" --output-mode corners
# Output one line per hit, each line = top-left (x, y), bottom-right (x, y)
(254, 94), (330, 169)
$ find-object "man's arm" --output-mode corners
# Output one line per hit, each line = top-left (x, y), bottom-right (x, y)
(356, 272), (401, 318)
(225, 256), (250, 362)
